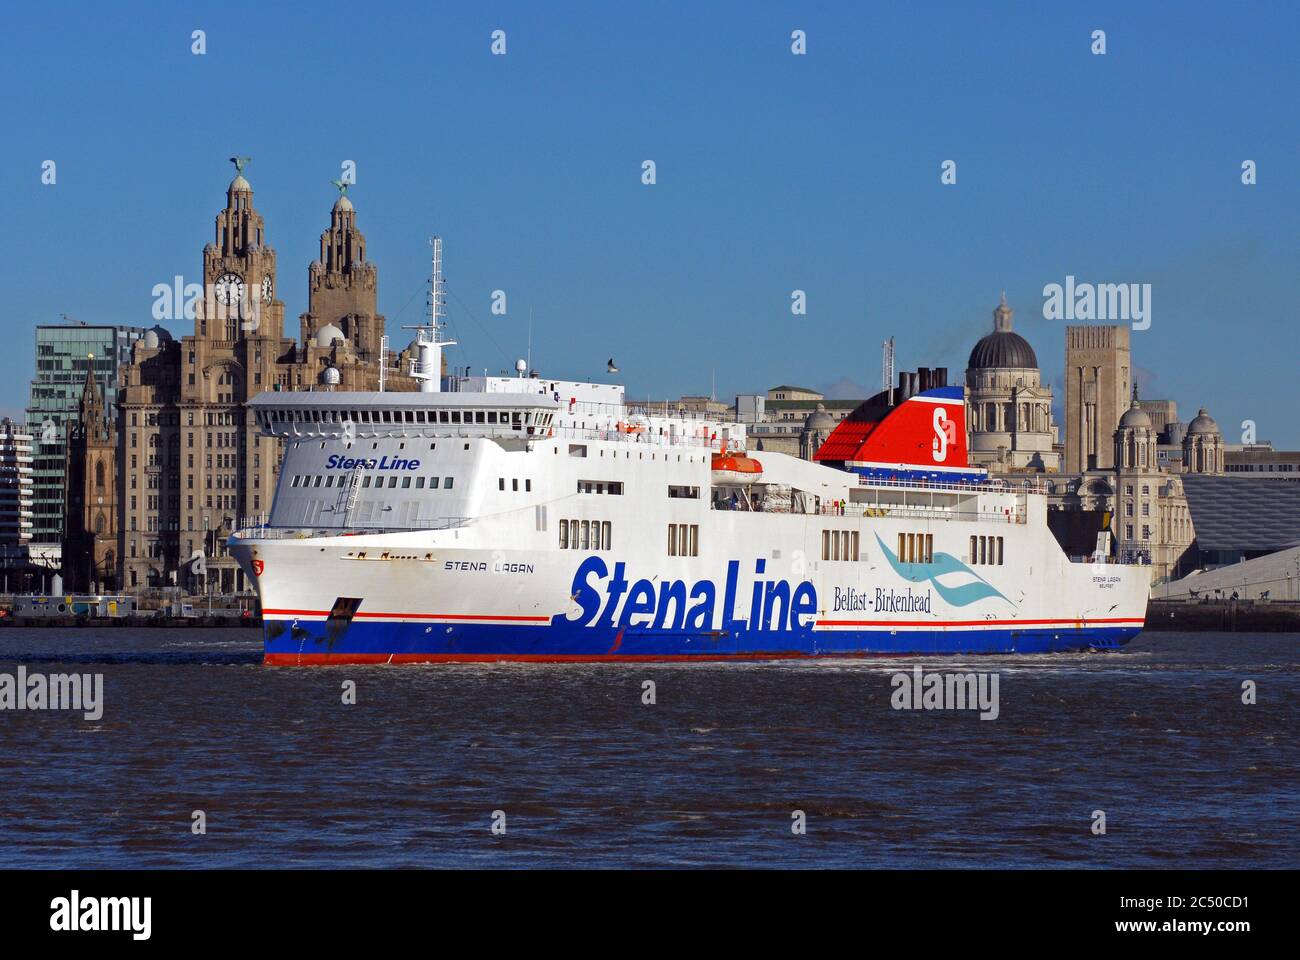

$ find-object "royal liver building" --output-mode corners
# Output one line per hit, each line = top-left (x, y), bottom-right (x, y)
(115, 160), (416, 592)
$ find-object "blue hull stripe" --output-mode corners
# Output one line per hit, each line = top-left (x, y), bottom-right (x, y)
(264, 618), (1141, 660)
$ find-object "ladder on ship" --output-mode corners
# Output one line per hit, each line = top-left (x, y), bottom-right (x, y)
(342, 465), (366, 527)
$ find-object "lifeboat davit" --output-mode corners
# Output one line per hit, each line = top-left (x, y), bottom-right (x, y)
(711, 453), (763, 485)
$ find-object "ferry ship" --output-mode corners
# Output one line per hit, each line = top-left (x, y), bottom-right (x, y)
(229, 315), (1149, 664)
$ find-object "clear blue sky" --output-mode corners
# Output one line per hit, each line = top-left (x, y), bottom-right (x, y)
(4, 0), (1297, 445)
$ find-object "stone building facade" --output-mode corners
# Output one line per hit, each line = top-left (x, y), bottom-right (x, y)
(116, 165), (413, 593)
(1064, 325), (1130, 473)
(1183, 408), (1226, 475)
(299, 191), (386, 363)
(65, 366), (120, 591)
(1112, 393), (1194, 577)
(965, 294), (1059, 471)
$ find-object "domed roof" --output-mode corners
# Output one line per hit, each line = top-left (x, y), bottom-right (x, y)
(229, 175), (251, 192)
(1187, 408), (1219, 435)
(968, 332), (1038, 370)
(967, 293), (1038, 370)
(1118, 402), (1151, 429)
(142, 325), (173, 350)
(333, 194), (353, 212)
(804, 403), (835, 431)
(315, 323), (346, 348)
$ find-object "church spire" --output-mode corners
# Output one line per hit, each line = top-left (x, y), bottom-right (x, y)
(78, 354), (107, 442)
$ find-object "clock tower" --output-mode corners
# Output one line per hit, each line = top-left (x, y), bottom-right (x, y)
(199, 158), (285, 342)
(299, 184), (385, 362)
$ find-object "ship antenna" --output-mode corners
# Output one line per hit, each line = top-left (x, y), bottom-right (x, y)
(882, 336), (895, 406)
(403, 235), (456, 393)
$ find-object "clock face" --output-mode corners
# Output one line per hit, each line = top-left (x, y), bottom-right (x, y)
(261, 275), (274, 303)
(214, 272), (244, 305)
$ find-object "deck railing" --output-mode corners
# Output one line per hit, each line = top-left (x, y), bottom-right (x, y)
(231, 517), (471, 541)
(856, 475), (1047, 495)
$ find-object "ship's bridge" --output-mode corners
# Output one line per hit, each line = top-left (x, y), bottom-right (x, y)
(249, 391), (560, 441)
(249, 378), (746, 451)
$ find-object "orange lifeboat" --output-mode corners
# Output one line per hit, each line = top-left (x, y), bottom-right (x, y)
(711, 453), (763, 485)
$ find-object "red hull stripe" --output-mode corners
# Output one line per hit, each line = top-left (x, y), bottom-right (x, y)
(261, 608), (549, 623)
(815, 617), (1146, 627)
(262, 610), (1143, 629)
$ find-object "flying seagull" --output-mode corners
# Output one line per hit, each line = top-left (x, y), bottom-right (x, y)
(607, 358), (619, 373)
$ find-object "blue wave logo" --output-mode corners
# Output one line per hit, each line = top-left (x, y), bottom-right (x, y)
(874, 534), (1013, 608)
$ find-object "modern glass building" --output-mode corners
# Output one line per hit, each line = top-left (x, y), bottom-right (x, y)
(25, 323), (146, 546)
(0, 417), (34, 545)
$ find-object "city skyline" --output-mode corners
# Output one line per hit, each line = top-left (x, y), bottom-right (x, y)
(4, 0), (1297, 444)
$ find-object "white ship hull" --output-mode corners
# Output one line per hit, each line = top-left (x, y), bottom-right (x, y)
(228, 376), (1148, 664)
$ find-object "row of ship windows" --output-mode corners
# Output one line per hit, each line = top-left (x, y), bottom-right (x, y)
(559, 519), (612, 551)
(883, 528), (1003, 564)
(289, 474), (455, 490)
(899, 533), (934, 564)
(823, 530), (861, 562)
(574, 481), (696, 499)
(969, 535), (1004, 565)
(578, 480), (624, 495)
(262, 409), (552, 428)
(564, 445), (704, 463)
(667, 523), (700, 557)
